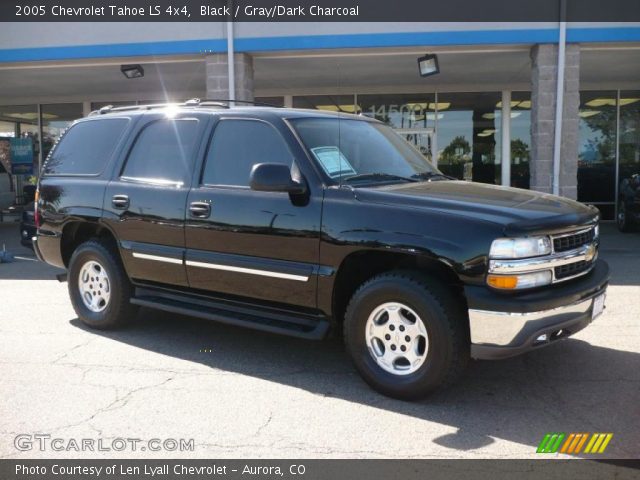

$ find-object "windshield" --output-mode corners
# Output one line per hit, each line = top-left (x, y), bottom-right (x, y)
(290, 117), (440, 185)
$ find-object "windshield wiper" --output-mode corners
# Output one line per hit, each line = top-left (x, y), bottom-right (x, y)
(343, 173), (418, 184)
(410, 171), (455, 181)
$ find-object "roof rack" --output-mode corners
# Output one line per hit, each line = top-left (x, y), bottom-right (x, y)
(88, 98), (282, 116)
(197, 98), (283, 107)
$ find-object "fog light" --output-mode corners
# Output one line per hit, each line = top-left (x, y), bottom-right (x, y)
(536, 334), (548, 342)
(22, 230), (28, 237)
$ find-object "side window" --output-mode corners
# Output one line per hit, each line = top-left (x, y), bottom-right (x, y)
(202, 119), (293, 187)
(44, 118), (129, 175)
(122, 119), (199, 185)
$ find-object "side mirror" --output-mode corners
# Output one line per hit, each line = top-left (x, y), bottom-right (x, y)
(249, 163), (307, 195)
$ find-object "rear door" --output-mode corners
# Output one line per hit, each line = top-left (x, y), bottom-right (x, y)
(103, 111), (210, 287)
(184, 115), (323, 308)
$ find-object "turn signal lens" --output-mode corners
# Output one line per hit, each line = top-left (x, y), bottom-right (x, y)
(487, 271), (552, 290)
(487, 275), (519, 289)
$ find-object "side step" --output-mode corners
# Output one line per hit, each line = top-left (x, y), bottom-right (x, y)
(131, 287), (330, 340)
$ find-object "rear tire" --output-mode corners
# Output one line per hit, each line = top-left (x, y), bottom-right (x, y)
(343, 270), (469, 400)
(68, 239), (138, 329)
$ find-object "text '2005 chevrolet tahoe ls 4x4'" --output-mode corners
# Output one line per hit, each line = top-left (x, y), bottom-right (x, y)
(34, 101), (609, 399)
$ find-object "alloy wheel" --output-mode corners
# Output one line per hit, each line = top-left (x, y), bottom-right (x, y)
(78, 260), (111, 313)
(365, 302), (429, 375)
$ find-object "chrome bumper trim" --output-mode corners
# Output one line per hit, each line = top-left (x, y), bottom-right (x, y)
(469, 292), (604, 347)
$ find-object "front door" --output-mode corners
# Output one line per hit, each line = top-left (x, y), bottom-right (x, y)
(103, 112), (210, 287)
(184, 116), (322, 309)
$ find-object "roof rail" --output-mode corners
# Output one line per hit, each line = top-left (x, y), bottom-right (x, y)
(198, 98), (283, 107)
(87, 98), (280, 116)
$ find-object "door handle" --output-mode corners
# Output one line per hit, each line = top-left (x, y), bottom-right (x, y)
(189, 201), (211, 218)
(112, 194), (129, 209)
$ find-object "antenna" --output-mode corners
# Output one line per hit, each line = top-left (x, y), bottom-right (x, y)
(337, 62), (343, 187)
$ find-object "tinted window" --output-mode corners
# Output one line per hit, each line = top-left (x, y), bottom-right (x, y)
(44, 118), (129, 175)
(122, 119), (199, 185)
(291, 118), (437, 183)
(202, 119), (293, 186)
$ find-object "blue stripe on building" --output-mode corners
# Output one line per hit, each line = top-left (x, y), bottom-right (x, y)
(1, 27), (639, 63)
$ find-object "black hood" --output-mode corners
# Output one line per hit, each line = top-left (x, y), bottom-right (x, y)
(353, 180), (599, 236)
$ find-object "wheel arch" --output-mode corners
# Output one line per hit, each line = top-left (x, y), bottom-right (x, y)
(330, 249), (465, 326)
(60, 221), (119, 268)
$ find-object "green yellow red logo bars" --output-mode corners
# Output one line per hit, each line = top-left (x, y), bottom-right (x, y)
(537, 433), (613, 454)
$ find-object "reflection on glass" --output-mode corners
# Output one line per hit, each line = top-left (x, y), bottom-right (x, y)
(41, 104), (83, 162)
(510, 92), (531, 189)
(0, 105), (39, 185)
(90, 101), (135, 111)
(254, 97), (285, 107)
(292, 95), (356, 113)
(358, 94), (436, 163)
(436, 92), (502, 184)
(619, 91), (640, 184)
(578, 91), (617, 220)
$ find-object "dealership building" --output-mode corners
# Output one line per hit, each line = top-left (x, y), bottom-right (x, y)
(0, 22), (639, 219)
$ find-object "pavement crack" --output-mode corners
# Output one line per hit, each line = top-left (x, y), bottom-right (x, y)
(52, 338), (94, 364)
(50, 375), (177, 435)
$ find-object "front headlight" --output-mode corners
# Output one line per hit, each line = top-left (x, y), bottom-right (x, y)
(489, 236), (551, 259)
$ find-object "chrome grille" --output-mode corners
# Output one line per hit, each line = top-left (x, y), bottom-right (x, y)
(554, 260), (591, 280)
(553, 227), (596, 253)
(489, 224), (599, 285)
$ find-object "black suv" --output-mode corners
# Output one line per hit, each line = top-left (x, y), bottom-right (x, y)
(34, 101), (610, 399)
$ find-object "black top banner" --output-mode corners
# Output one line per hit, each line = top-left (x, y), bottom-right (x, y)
(4, 0), (640, 22)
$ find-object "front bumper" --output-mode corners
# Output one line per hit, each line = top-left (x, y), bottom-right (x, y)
(466, 259), (610, 360)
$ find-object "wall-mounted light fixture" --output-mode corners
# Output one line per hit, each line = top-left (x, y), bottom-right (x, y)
(120, 64), (144, 79)
(417, 54), (439, 78)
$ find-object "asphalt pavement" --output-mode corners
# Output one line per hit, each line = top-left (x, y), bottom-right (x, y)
(0, 221), (638, 458)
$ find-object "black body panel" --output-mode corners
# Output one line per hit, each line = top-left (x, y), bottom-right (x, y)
(35, 105), (609, 337)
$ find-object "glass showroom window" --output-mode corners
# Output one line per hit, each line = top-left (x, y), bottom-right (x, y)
(578, 91), (617, 220)
(618, 91), (640, 189)
(292, 95), (357, 113)
(90, 101), (135, 111)
(435, 92), (502, 184)
(510, 92), (531, 189)
(358, 93), (437, 163)
(41, 104), (83, 163)
(254, 97), (285, 107)
(0, 105), (39, 205)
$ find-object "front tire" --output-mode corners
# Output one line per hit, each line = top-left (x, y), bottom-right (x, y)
(344, 271), (469, 400)
(68, 239), (138, 329)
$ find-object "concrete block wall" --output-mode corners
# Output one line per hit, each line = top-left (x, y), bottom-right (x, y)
(530, 43), (580, 199)
(205, 53), (254, 102)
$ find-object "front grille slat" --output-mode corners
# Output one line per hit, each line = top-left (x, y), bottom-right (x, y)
(553, 228), (595, 252)
(549, 226), (597, 282)
(554, 260), (591, 280)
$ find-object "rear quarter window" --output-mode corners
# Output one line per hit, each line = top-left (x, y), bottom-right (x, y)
(43, 118), (130, 176)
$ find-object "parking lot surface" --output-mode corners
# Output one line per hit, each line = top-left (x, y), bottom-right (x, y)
(0, 222), (638, 458)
